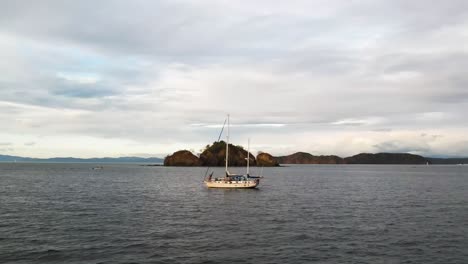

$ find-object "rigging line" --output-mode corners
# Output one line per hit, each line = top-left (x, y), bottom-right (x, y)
(217, 117), (227, 141)
(203, 166), (211, 179)
(204, 117), (228, 179)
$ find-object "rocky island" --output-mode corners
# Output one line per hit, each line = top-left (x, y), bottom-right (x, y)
(163, 150), (201, 166)
(275, 152), (429, 164)
(344, 153), (428, 164)
(276, 152), (345, 164)
(256, 152), (280, 166)
(164, 141), (279, 167)
(164, 145), (435, 166)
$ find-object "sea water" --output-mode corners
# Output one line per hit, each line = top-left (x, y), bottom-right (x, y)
(1, 163), (467, 263)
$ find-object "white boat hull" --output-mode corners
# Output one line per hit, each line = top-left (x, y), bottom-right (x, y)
(204, 179), (259, 189)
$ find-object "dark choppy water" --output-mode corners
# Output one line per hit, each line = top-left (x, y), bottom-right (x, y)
(1, 163), (467, 263)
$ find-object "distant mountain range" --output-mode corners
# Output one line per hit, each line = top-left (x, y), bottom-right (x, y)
(2, 152), (467, 165)
(275, 152), (468, 165)
(0, 154), (163, 163)
(164, 142), (468, 166)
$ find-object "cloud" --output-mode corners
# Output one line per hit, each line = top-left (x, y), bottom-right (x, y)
(50, 77), (117, 98)
(190, 123), (286, 128)
(373, 141), (431, 155)
(0, 148), (14, 152)
(331, 117), (384, 126)
(0, 1), (467, 157)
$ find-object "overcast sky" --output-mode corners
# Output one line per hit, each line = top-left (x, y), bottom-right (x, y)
(1, 0), (467, 158)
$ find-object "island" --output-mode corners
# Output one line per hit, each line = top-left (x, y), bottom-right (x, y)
(164, 145), (467, 166)
(276, 152), (428, 164)
(164, 141), (279, 167)
(276, 152), (345, 164)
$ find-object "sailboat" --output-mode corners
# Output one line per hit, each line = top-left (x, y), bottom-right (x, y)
(203, 115), (263, 189)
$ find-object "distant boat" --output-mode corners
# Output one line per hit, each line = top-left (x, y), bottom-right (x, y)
(92, 166), (103, 170)
(204, 115), (262, 189)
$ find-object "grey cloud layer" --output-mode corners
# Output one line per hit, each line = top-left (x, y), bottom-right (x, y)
(0, 0), (467, 157)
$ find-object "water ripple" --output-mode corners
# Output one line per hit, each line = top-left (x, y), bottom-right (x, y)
(0, 163), (467, 263)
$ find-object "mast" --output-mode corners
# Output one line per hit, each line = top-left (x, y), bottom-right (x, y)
(225, 114), (229, 175)
(247, 138), (250, 175)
